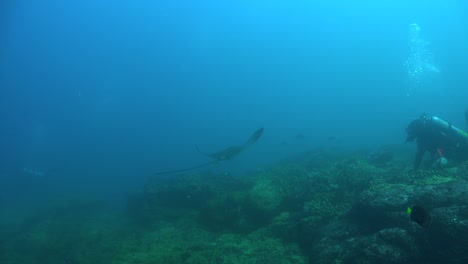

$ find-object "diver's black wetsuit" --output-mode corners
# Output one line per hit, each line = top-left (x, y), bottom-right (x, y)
(406, 114), (468, 170)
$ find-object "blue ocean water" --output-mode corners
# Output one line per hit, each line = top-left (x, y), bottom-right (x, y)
(1, 0), (467, 211)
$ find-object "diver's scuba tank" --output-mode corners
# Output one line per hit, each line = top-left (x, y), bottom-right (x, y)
(423, 114), (468, 144)
(465, 107), (468, 127)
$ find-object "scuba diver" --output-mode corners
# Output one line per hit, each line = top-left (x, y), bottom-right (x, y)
(406, 112), (468, 170)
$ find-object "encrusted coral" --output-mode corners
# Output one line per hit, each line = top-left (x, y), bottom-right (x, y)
(5, 148), (468, 263)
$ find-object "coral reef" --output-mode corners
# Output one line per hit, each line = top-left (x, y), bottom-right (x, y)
(3, 149), (468, 263)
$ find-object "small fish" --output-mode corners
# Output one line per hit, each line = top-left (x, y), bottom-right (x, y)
(407, 205), (431, 228)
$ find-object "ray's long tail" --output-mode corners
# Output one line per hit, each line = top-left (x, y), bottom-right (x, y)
(155, 160), (218, 175)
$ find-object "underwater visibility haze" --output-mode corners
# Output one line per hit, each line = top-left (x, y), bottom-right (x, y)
(1, 0), (468, 263)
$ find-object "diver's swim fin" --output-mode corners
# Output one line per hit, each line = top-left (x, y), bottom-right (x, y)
(155, 160), (219, 175)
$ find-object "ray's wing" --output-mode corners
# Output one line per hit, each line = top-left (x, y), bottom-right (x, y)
(156, 128), (264, 176)
(244, 128), (264, 148)
(198, 145), (244, 161)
